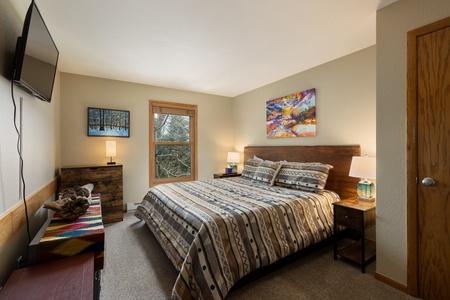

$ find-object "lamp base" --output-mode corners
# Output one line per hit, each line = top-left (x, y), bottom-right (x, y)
(230, 164), (237, 174)
(356, 180), (375, 202)
(107, 156), (116, 165)
(358, 196), (375, 202)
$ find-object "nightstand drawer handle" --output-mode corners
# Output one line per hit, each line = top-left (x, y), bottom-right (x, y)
(344, 215), (349, 219)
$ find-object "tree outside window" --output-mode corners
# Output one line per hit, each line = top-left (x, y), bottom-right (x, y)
(149, 101), (197, 186)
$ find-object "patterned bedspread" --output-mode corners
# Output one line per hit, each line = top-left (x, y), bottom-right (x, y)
(134, 177), (340, 299)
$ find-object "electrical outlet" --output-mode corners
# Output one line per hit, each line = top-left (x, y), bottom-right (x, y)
(16, 256), (23, 269)
(16, 256), (25, 269)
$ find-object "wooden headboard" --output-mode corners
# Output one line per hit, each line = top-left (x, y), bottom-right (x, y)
(243, 145), (361, 199)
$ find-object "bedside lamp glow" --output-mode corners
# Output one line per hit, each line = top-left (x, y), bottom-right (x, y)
(106, 141), (116, 165)
(349, 156), (376, 201)
(226, 152), (240, 174)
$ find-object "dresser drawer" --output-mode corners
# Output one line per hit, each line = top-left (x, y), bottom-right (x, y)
(335, 205), (361, 230)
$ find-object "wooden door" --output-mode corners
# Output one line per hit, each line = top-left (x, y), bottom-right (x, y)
(407, 17), (450, 299)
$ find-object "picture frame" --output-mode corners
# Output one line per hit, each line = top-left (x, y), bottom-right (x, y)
(87, 107), (130, 137)
(266, 88), (316, 138)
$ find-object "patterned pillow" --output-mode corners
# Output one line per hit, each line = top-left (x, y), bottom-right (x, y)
(274, 162), (333, 193)
(241, 159), (261, 179)
(252, 161), (282, 185)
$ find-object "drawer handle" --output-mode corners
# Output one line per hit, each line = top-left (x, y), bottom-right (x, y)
(344, 216), (349, 219)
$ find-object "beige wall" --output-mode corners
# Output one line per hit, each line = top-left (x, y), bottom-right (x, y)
(231, 46), (377, 239)
(232, 46), (376, 160)
(0, 0), (61, 214)
(1, 0), (61, 214)
(0, 1), (61, 285)
(376, 0), (450, 286)
(60, 73), (233, 206)
(0, 64), (60, 288)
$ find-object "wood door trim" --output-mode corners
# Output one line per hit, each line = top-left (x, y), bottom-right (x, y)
(406, 15), (450, 298)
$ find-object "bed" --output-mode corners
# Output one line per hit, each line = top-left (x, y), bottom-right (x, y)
(134, 145), (360, 299)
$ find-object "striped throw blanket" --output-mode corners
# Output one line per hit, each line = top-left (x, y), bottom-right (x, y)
(134, 177), (340, 299)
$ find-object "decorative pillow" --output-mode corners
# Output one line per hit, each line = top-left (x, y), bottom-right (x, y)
(274, 162), (333, 193)
(252, 161), (282, 185)
(253, 155), (276, 163)
(241, 159), (261, 179)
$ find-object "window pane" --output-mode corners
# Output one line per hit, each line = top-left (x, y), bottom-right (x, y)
(154, 114), (190, 142)
(155, 145), (191, 178)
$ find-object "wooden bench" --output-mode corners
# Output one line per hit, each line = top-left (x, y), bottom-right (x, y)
(0, 252), (94, 299)
(26, 194), (105, 299)
(29, 194), (105, 270)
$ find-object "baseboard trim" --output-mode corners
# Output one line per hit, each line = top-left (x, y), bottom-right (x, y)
(374, 272), (408, 294)
(0, 177), (59, 248)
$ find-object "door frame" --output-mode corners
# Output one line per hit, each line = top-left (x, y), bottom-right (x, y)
(406, 16), (450, 298)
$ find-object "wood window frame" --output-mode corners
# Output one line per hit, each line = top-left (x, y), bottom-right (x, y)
(149, 100), (198, 187)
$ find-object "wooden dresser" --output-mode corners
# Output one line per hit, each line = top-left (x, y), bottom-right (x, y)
(60, 164), (123, 223)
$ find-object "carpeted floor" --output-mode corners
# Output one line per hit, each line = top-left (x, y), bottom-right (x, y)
(100, 212), (418, 300)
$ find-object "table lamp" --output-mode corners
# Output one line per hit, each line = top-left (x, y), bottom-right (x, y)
(226, 152), (240, 174)
(106, 141), (116, 165)
(349, 155), (376, 201)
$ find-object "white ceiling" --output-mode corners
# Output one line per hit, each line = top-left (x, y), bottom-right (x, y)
(18, 0), (397, 97)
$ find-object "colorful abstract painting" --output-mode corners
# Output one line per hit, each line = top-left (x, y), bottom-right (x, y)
(266, 88), (316, 139)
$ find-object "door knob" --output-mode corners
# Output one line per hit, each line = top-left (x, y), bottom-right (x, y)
(421, 177), (436, 186)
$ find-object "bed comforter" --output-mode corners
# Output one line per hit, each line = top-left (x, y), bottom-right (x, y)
(134, 177), (340, 299)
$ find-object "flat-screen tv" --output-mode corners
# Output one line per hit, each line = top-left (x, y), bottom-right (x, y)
(13, 1), (59, 103)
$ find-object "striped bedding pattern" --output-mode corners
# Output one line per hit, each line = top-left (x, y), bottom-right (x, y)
(134, 177), (340, 300)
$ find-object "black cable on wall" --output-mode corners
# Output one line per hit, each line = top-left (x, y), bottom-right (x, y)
(11, 75), (31, 245)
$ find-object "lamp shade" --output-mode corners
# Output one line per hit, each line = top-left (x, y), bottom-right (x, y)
(349, 156), (376, 179)
(106, 141), (116, 157)
(226, 152), (240, 164)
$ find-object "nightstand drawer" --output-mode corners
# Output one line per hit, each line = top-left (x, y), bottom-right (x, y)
(333, 199), (376, 273)
(335, 206), (361, 230)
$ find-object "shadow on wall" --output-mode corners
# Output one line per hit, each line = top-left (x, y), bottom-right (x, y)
(0, 0), (24, 80)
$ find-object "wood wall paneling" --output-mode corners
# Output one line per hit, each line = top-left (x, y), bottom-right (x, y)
(0, 178), (58, 249)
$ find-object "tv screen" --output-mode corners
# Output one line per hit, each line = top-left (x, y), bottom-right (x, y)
(13, 2), (59, 103)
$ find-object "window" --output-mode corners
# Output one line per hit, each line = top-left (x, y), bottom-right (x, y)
(149, 100), (197, 187)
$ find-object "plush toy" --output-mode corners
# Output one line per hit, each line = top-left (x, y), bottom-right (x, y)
(44, 183), (93, 220)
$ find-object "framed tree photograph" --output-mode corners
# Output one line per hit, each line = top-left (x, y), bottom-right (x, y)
(87, 107), (130, 137)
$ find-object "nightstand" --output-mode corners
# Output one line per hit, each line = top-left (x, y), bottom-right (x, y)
(333, 199), (376, 273)
(213, 173), (241, 179)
